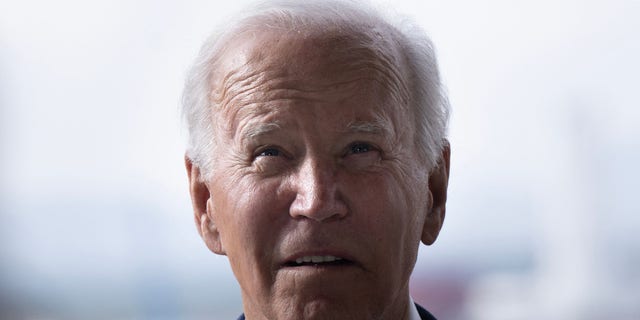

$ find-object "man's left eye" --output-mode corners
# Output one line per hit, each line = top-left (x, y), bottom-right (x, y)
(342, 142), (381, 169)
(349, 142), (373, 154)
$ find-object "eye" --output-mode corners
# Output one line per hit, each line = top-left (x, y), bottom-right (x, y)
(252, 146), (290, 175)
(257, 147), (281, 157)
(342, 141), (381, 169)
(348, 142), (373, 154)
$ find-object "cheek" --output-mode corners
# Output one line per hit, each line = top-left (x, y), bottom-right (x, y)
(217, 178), (289, 260)
(213, 178), (291, 295)
(347, 171), (415, 235)
(343, 171), (423, 287)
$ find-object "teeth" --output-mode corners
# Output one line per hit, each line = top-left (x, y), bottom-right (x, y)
(295, 255), (343, 264)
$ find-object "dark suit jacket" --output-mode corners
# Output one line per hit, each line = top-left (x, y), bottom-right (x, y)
(236, 303), (437, 319)
(416, 303), (437, 320)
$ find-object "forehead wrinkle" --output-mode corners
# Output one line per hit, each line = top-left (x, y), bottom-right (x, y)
(219, 70), (401, 114)
(213, 39), (409, 108)
(339, 48), (409, 107)
(210, 32), (411, 144)
(308, 29), (410, 109)
(213, 65), (263, 108)
(229, 102), (282, 144)
(215, 70), (320, 117)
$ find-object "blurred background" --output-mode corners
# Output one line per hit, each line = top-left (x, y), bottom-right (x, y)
(1, 0), (639, 319)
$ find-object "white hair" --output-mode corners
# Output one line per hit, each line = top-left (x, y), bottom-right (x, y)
(182, 0), (450, 179)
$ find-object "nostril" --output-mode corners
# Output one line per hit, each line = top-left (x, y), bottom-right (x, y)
(289, 192), (348, 221)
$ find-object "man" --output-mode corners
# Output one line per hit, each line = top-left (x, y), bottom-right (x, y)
(182, 1), (450, 319)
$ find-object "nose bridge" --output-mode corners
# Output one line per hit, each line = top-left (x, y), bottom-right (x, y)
(290, 154), (347, 221)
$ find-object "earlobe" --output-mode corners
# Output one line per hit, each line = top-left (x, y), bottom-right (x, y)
(200, 202), (226, 255)
(185, 155), (226, 255)
(421, 140), (451, 246)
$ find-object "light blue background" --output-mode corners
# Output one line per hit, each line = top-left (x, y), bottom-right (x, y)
(1, 0), (639, 319)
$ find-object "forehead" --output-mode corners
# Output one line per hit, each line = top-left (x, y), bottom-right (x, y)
(210, 28), (411, 133)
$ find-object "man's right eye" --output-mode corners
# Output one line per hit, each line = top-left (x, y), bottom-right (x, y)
(253, 147), (289, 174)
(257, 148), (281, 157)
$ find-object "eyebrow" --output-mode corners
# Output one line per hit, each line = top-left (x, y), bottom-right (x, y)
(242, 122), (282, 140)
(345, 120), (392, 136)
(239, 119), (392, 143)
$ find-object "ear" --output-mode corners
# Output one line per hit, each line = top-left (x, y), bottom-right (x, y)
(185, 155), (226, 255)
(421, 140), (451, 245)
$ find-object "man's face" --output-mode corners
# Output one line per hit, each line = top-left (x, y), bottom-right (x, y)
(189, 31), (444, 320)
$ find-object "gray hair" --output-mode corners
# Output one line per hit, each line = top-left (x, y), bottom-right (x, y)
(182, 0), (450, 179)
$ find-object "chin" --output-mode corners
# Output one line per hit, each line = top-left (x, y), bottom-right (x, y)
(271, 297), (373, 320)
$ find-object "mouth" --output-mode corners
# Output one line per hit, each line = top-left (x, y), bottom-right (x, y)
(283, 255), (354, 267)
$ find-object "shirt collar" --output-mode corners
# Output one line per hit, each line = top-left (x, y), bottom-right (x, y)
(408, 296), (421, 320)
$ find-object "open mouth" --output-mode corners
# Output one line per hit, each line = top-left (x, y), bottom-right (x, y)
(284, 255), (353, 267)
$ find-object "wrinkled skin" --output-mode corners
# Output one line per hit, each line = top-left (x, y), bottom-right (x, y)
(187, 29), (450, 320)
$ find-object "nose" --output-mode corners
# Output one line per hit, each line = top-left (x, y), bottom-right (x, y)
(289, 157), (348, 222)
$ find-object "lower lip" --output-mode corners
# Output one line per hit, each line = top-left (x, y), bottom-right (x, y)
(280, 260), (358, 271)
